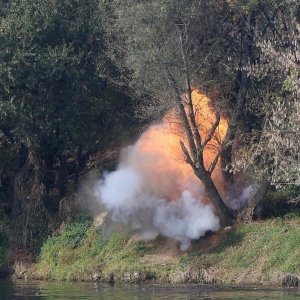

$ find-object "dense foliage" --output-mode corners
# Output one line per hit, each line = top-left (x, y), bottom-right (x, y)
(0, 0), (135, 253)
(0, 0), (298, 258)
(101, 0), (300, 223)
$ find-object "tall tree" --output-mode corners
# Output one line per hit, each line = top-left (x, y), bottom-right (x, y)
(236, 0), (300, 220)
(0, 0), (134, 251)
(101, 0), (265, 226)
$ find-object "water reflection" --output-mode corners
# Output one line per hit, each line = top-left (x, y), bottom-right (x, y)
(0, 280), (300, 300)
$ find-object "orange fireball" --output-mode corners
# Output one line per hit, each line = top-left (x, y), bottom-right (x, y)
(125, 89), (228, 205)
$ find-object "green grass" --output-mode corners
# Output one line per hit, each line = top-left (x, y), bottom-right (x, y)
(179, 217), (300, 283)
(34, 215), (300, 284)
(35, 215), (160, 281)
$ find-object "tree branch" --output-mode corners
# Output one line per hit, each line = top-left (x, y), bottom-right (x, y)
(202, 112), (220, 148)
(208, 152), (220, 174)
(180, 140), (194, 166)
(164, 66), (198, 161)
(178, 29), (202, 151)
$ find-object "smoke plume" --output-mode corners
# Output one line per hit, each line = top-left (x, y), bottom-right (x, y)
(94, 122), (221, 250)
(93, 90), (253, 250)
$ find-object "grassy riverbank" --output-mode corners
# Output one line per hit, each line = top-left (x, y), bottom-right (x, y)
(17, 214), (300, 286)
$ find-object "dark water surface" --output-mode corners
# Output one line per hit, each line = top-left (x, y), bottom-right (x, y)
(0, 280), (300, 300)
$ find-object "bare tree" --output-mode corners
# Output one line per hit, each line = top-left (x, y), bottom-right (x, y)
(100, 0), (248, 226)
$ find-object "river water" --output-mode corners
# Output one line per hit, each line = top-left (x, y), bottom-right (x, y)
(0, 280), (300, 300)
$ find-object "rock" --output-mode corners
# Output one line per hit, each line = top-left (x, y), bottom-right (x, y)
(123, 271), (145, 283)
(132, 271), (140, 280)
(12, 262), (29, 279)
(93, 212), (108, 227)
(123, 272), (131, 281)
(91, 272), (101, 281)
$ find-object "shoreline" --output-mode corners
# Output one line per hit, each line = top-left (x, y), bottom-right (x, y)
(8, 217), (300, 288)
(5, 274), (300, 293)
(10, 264), (300, 288)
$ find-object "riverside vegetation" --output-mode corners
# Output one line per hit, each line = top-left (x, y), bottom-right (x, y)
(14, 212), (300, 287)
(0, 0), (299, 288)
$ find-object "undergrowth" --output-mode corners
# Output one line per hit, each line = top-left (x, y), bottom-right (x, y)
(181, 216), (300, 283)
(35, 214), (159, 281)
(35, 214), (300, 284)
(0, 208), (10, 276)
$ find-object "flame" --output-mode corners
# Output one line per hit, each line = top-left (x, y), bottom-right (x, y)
(124, 89), (228, 205)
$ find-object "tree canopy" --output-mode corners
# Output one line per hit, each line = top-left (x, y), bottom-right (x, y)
(0, 0), (299, 251)
(101, 0), (300, 223)
(0, 0), (135, 251)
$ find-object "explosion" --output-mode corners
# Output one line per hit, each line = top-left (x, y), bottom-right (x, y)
(94, 90), (238, 250)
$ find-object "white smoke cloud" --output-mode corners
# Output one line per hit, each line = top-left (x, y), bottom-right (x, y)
(95, 165), (220, 250)
(153, 191), (220, 250)
(94, 126), (221, 250)
(228, 185), (256, 210)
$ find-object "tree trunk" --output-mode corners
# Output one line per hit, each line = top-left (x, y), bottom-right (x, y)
(168, 21), (237, 227)
(74, 144), (83, 185)
(220, 8), (257, 186)
(238, 176), (270, 223)
(195, 168), (232, 227)
(10, 142), (49, 253)
(56, 155), (68, 194)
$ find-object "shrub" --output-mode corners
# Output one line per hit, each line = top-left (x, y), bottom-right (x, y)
(61, 214), (92, 249)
